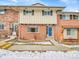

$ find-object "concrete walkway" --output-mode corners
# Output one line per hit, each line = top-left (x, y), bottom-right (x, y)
(8, 44), (73, 51)
(0, 36), (76, 51)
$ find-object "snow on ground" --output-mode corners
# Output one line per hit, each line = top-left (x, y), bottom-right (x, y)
(0, 49), (79, 59)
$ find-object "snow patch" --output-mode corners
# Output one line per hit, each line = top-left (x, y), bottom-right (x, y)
(0, 49), (79, 59)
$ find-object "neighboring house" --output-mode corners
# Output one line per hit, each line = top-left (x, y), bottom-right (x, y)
(0, 7), (18, 38)
(0, 3), (79, 45)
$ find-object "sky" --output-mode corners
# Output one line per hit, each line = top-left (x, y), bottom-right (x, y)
(0, 0), (79, 12)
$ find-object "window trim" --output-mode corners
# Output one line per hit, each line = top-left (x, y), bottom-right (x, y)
(23, 10), (34, 15)
(42, 10), (53, 16)
(73, 15), (79, 20)
(64, 28), (77, 39)
(60, 14), (70, 20)
(60, 14), (79, 20)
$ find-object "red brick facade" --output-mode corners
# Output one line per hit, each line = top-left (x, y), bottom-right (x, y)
(0, 9), (18, 38)
(55, 14), (79, 45)
(18, 24), (47, 40)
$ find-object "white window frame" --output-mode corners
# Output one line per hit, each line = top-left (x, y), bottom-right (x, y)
(23, 10), (34, 15)
(60, 14), (79, 20)
(42, 10), (52, 16)
(63, 28), (77, 39)
(60, 15), (70, 20)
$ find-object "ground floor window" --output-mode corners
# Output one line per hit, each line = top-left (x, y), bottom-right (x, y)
(67, 28), (76, 36)
(27, 27), (38, 32)
(67, 28), (72, 35)
(64, 28), (77, 39)
(0, 23), (4, 29)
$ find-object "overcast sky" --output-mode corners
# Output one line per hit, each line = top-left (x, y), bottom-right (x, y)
(0, 0), (79, 12)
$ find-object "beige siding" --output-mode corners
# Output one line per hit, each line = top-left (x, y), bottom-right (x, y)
(19, 8), (57, 24)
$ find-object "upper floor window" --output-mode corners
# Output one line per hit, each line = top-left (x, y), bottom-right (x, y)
(70, 15), (79, 20)
(23, 10), (34, 15)
(0, 9), (6, 14)
(42, 10), (52, 16)
(60, 15), (69, 20)
(0, 23), (4, 29)
(60, 14), (79, 20)
(73, 15), (79, 20)
(70, 15), (73, 19)
(60, 15), (65, 19)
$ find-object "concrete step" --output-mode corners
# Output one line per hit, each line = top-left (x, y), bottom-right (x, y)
(13, 41), (52, 45)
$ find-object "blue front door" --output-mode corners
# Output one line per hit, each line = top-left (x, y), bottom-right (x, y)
(48, 26), (52, 36)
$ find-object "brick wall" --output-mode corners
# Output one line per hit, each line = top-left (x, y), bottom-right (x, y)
(0, 9), (19, 38)
(18, 24), (46, 40)
(56, 14), (79, 45)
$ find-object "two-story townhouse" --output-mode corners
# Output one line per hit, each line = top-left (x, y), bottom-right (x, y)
(18, 3), (64, 41)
